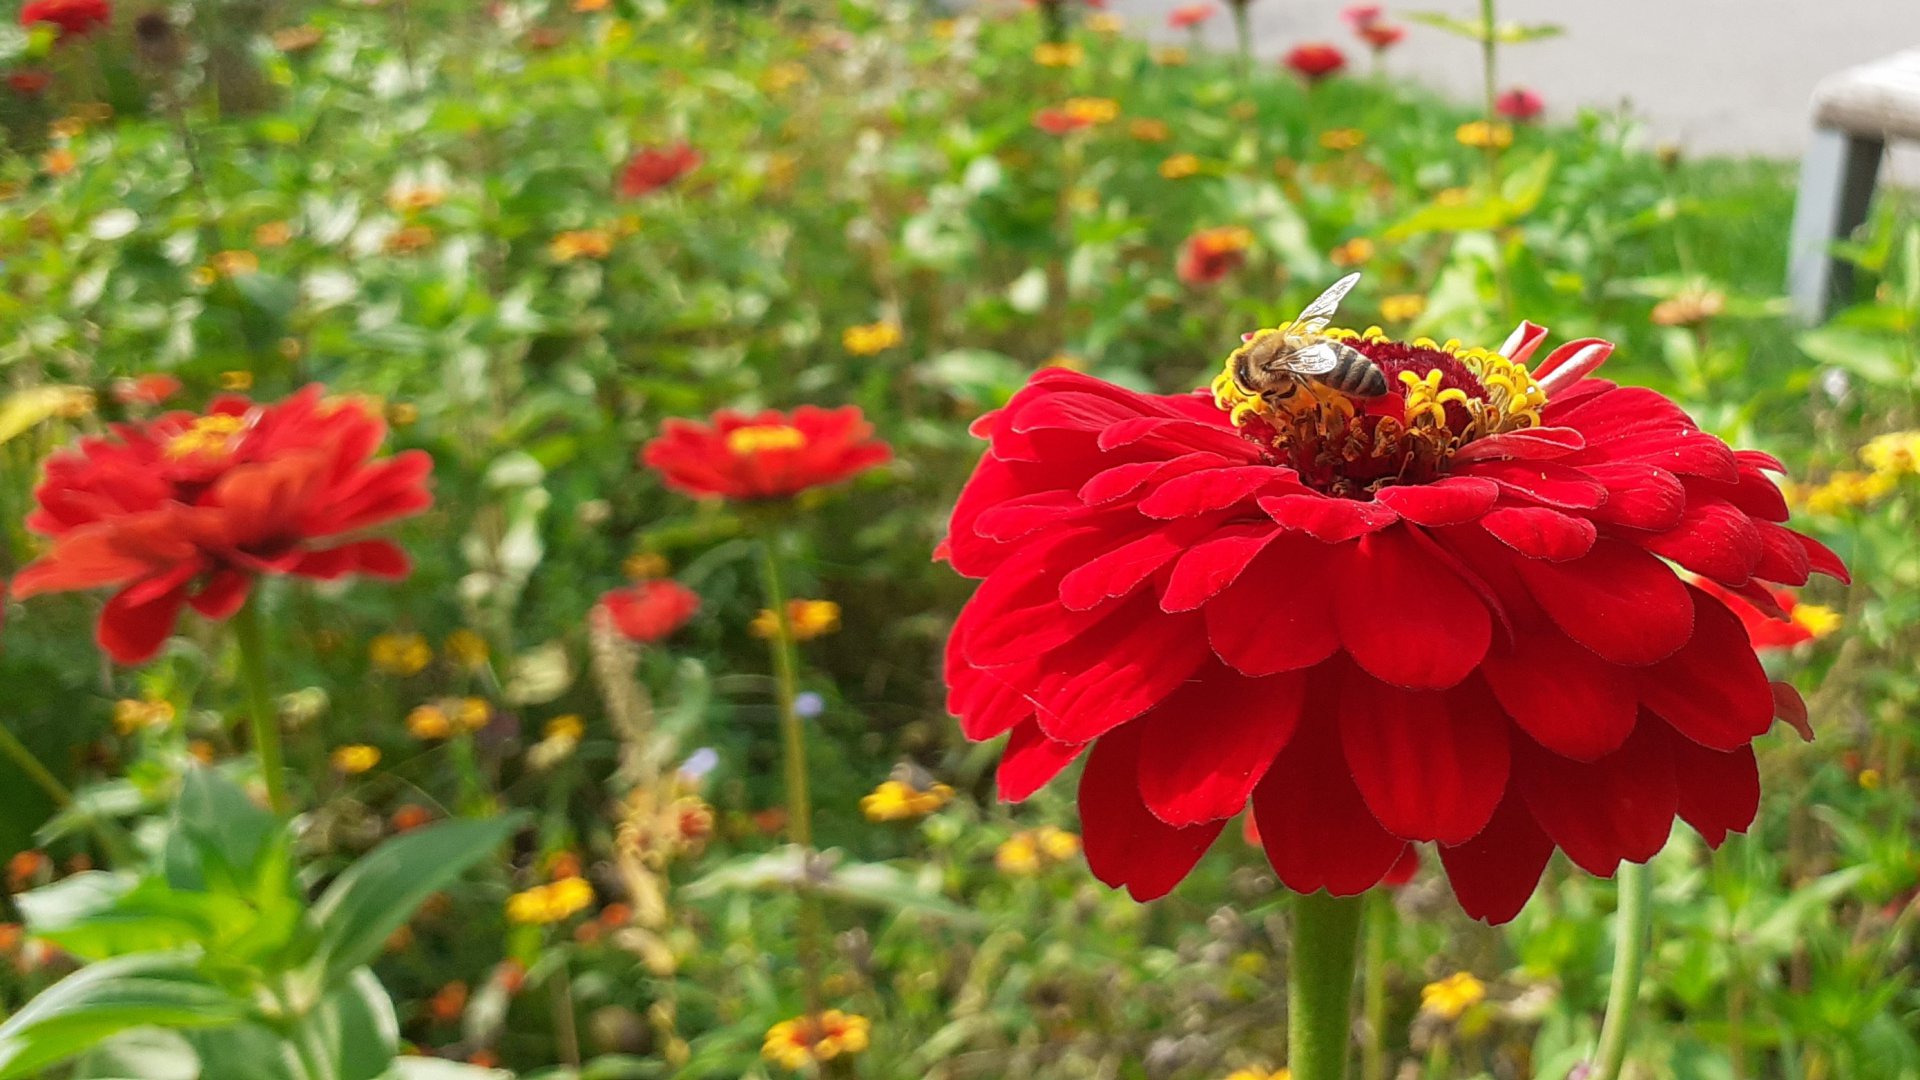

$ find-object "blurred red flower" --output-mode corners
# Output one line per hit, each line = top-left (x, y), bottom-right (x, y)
(1177, 226), (1253, 287)
(941, 321), (1845, 923)
(1358, 22), (1406, 50)
(642, 405), (890, 501)
(19, 0), (110, 39)
(1691, 578), (1835, 651)
(111, 374), (182, 407)
(7, 70), (51, 95)
(1284, 43), (1347, 81)
(1032, 107), (1090, 136)
(1495, 87), (1546, 122)
(10, 387), (432, 664)
(1168, 4), (1215, 29)
(618, 142), (700, 199)
(1340, 3), (1383, 26)
(597, 579), (700, 643)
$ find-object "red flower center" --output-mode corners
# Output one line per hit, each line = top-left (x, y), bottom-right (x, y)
(1213, 328), (1545, 498)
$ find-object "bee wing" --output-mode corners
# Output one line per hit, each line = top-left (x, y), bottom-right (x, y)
(1290, 272), (1362, 335)
(1278, 342), (1344, 376)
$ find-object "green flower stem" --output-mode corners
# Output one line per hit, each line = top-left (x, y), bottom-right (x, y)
(1591, 859), (1654, 1080)
(1478, 0), (1515, 323)
(233, 598), (290, 815)
(1361, 891), (1392, 1080)
(1291, 890), (1365, 1080)
(0, 701), (138, 867)
(756, 533), (827, 1018)
(1230, 0), (1253, 86)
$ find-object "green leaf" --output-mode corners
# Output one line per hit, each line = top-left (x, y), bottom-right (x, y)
(385, 1059), (513, 1080)
(18, 875), (251, 962)
(0, 952), (245, 1079)
(308, 815), (523, 981)
(164, 767), (286, 896)
(294, 968), (400, 1080)
(1407, 12), (1563, 43)
(72, 1027), (200, 1079)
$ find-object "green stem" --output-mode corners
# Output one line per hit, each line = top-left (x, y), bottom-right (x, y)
(1230, 0), (1252, 87)
(1478, 0), (1514, 324)
(1591, 860), (1654, 1080)
(756, 533), (827, 1018)
(1290, 890), (1365, 1080)
(233, 598), (290, 815)
(0, 722), (73, 809)
(1361, 892), (1391, 1080)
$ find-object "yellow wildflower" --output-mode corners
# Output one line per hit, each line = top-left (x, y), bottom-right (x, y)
(860, 779), (955, 822)
(455, 697), (491, 732)
(1033, 41), (1083, 68)
(995, 833), (1041, 875)
(751, 599), (841, 642)
(1129, 118), (1171, 143)
(1455, 121), (1514, 150)
(384, 225), (436, 254)
(43, 148), (75, 177)
(406, 704), (452, 740)
(113, 697), (175, 736)
(1159, 153), (1202, 180)
(1062, 97), (1120, 125)
(1420, 971), (1487, 1021)
(1380, 293), (1426, 322)
(761, 61), (808, 93)
(219, 370), (254, 392)
(1804, 470), (1896, 515)
(253, 221), (293, 248)
(572, 0), (608, 10)
(370, 633), (433, 676)
(1034, 825), (1080, 861)
(387, 183), (445, 214)
(1791, 603), (1842, 640)
(545, 715), (586, 741)
(444, 629), (490, 669)
(762, 1010), (871, 1072)
(931, 18), (957, 39)
(624, 552), (671, 579)
(1650, 288), (1726, 327)
(1086, 12), (1125, 33)
(1861, 431), (1920, 476)
(1044, 352), (1085, 371)
(505, 877), (595, 925)
(842, 321), (903, 355)
(331, 744), (382, 774)
(1318, 128), (1366, 151)
(1152, 45), (1189, 66)
(1224, 1069), (1290, 1080)
(210, 250), (260, 278)
(387, 402), (418, 426)
(1330, 237), (1375, 267)
(1859, 768), (1882, 791)
(549, 229), (614, 262)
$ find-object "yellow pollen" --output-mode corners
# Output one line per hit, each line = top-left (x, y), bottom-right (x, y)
(725, 424), (807, 455)
(164, 413), (249, 459)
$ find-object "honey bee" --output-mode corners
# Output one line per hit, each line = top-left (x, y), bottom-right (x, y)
(1230, 272), (1388, 406)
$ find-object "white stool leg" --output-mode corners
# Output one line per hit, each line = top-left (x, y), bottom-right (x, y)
(1788, 128), (1885, 324)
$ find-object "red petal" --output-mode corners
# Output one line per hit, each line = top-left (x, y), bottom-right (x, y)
(98, 581), (190, 665)
(1161, 524), (1280, 612)
(1515, 540), (1694, 665)
(1058, 527), (1195, 611)
(1642, 500), (1763, 586)
(1639, 586), (1774, 751)
(1580, 462), (1686, 531)
(1079, 727), (1226, 901)
(997, 721), (1085, 802)
(1205, 536), (1339, 676)
(1666, 731), (1758, 847)
(1259, 493), (1398, 543)
(1477, 506), (1596, 562)
(1139, 465), (1293, 519)
(1771, 681), (1813, 741)
(1031, 598), (1211, 743)
(1514, 720), (1677, 876)
(1250, 716), (1409, 896)
(1797, 532), (1850, 585)
(1438, 791), (1554, 924)
(1372, 477), (1499, 526)
(1337, 527), (1490, 690)
(1137, 665), (1304, 826)
(1481, 631), (1636, 761)
(187, 570), (252, 620)
(1469, 460), (1607, 510)
(1339, 671), (1509, 844)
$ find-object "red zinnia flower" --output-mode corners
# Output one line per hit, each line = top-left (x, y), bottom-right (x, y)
(1495, 87), (1546, 122)
(19, 0), (110, 39)
(7, 70), (51, 95)
(618, 142), (701, 199)
(596, 580), (700, 643)
(1177, 226), (1254, 287)
(1358, 22), (1406, 50)
(1168, 4), (1215, 29)
(111, 374), (182, 407)
(1284, 43), (1347, 82)
(1340, 3), (1383, 26)
(1690, 577), (1837, 652)
(941, 318), (1846, 924)
(11, 387), (432, 664)
(642, 405), (891, 501)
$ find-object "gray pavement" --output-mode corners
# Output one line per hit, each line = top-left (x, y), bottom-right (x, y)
(1120, 0), (1920, 176)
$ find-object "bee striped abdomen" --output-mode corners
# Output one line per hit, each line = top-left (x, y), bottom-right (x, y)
(1321, 344), (1389, 398)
